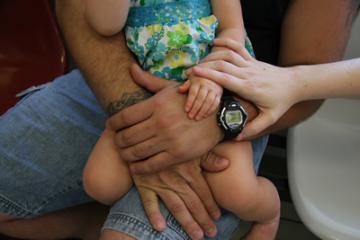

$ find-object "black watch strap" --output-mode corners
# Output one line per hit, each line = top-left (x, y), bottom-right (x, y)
(217, 95), (248, 141)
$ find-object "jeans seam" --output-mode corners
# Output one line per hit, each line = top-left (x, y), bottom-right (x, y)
(166, 214), (191, 240)
(0, 152), (34, 217)
(104, 213), (176, 240)
(32, 183), (81, 215)
(0, 150), (83, 218)
(0, 193), (33, 218)
(1, 84), (49, 119)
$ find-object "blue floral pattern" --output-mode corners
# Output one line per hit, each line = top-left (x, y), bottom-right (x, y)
(126, 0), (254, 81)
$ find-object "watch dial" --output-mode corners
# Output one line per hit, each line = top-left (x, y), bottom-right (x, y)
(225, 110), (242, 128)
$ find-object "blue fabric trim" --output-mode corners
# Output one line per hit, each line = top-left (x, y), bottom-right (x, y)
(127, 0), (212, 27)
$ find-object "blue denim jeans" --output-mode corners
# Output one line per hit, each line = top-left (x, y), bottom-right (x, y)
(0, 70), (268, 239)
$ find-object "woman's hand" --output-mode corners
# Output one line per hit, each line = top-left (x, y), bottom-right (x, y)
(131, 153), (229, 240)
(188, 38), (300, 139)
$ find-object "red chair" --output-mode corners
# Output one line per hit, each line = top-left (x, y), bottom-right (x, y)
(0, 0), (66, 114)
(0, 1), (66, 239)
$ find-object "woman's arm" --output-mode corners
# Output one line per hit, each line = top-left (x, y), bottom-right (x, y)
(208, 0), (358, 139)
(190, 39), (360, 138)
(293, 58), (360, 100)
(268, 0), (358, 134)
(84, 0), (130, 36)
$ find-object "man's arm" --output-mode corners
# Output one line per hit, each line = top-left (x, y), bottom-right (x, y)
(56, 1), (220, 237)
(56, 1), (149, 114)
(84, 0), (130, 37)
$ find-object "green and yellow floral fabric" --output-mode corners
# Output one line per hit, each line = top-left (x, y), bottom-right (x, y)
(126, 0), (218, 81)
(126, 0), (255, 81)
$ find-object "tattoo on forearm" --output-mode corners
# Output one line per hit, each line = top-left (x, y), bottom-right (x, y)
(107, 89), (153, 116)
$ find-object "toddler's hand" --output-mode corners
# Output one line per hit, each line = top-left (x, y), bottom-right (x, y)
(179, 77), (223, 120)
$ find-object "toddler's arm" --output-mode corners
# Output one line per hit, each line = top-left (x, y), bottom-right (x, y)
(180, 0), (246, 120)
(84, 0), (130, 36)
(211, 0), (246, 43)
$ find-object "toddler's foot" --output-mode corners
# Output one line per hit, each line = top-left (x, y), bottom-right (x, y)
(242, 213), (280, 240)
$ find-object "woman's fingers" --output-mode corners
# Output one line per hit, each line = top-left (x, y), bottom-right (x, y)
(213, 38), (253, 61)
(200, 49), (248, 68)
(237, 112), (278, 140)
(191, 66), (248, 97)
(195, 59), (248, 80)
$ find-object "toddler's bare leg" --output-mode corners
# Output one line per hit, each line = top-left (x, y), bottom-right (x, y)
(204, 141), (280, 240)
(84, 128), (133, 205)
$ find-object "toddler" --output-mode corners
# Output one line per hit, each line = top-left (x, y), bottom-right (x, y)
(83, 0), (280, 239)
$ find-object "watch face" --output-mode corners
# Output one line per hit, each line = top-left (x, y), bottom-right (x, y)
(225, 110), (242, 129)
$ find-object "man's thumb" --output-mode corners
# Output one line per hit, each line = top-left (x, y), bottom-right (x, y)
(200, 152), (230, 173)
(130, 64), (171, 93)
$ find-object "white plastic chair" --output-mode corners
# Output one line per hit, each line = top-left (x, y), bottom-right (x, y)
(287, 99), (360, 240)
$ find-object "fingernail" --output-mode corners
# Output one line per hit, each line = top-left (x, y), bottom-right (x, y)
(212, 211), (221, 220)
(155, 221), (167, 231)
(191, 230), (204, 240)
(236, 133), (245, 141)
(206, 227), (217, 237)
(214, 157), (222, 165)
(215, 157), (227, 166)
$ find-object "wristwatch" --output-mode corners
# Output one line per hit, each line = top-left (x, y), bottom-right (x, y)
(217, 95), (248, 140)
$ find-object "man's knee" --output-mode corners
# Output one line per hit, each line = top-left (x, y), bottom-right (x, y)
(0, 213), (13, 235)
(100, 229), (136, 240)
(0, 213), (12, 223)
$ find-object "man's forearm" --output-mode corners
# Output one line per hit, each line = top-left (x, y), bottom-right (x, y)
(56, 0), (150, 115)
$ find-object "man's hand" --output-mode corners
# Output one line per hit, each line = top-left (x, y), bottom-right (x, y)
(108, 65), (224, 174)
(132, 157), (223, 239)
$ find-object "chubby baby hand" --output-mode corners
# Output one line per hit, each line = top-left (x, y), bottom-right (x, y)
(178, 76), (223, 120)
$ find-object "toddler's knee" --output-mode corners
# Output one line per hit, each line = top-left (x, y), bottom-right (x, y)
(218, 184), (256, 213)
(83, 170), (127, 205)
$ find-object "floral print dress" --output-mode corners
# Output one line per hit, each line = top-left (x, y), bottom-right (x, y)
(126, 0), (254, 81)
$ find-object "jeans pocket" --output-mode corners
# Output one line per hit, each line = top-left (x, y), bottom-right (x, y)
(14, 83), (49, 105)
(16, 83), (48, 98)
